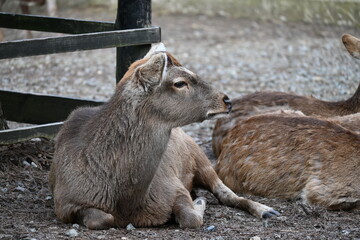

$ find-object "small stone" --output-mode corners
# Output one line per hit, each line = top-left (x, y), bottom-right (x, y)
(31, 162), (38, 168)
(65, 229), (79, 237)
(23, 161), (31, 167)
(29, 228), (36, 232)
(209, 237), (224, 240)
(277, 216), (287, 221)
(15, 186), (26, 192)
(1, 187), (8, 193)
(72, 224), (80, 229)
(205, 225), (216, 232)
(235, 212), (244, 216)
(274, 233), (282, 239)
(263, 219), (269, 228)
(45, 196), (52, 200)
(250, 237), (261, 240)
(126, 223), (135, 231)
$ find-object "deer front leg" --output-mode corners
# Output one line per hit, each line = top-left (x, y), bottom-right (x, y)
(77, 208), (116, 230)
(192, 142), (279, 219)
(172, 188), (206, 228)
(213, 179), (280, 218)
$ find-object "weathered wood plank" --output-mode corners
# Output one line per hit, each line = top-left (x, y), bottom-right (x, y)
(115, 0), (154, 81)
(0, 12), (115, 34)
(0, 122), (62, 145)
(0, 102), (9, 130)
(0, 90), (104, 124)
(0, 27), (161, 59)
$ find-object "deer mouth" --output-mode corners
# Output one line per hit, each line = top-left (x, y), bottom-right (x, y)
(206, 110), (231, 120)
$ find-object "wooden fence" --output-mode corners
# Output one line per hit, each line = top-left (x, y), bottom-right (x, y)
(0, 0), (161, 144)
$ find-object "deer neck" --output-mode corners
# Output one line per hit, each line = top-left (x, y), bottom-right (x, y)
(344, 82), (360, 112)
(85, 94), (172, 211)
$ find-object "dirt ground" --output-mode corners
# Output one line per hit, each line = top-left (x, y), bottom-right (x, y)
(1, 4), (360, 240)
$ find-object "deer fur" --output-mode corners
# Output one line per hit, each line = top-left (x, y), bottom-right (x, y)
(49, 47), (279, 230)
(215, 110), (360, 210)
(213, 34), (360, 210)
(213, 34), (360, 157)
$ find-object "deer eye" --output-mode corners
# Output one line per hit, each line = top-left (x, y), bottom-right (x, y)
(174, 81), (188, 88)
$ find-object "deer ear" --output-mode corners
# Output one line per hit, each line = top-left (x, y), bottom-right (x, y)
(136, 52), (167, 92)
(144, 42), (167, 58)
(342, 34), (360, 59)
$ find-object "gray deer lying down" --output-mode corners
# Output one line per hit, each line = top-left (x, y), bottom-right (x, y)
(213, 33), (360, 157)
(214, 34), (360, 210)
(49, 45), (279, 230)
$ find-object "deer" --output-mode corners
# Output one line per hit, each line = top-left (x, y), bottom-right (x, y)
(49, 44), (279, 230)
(212, 34), (360, 157)
(213, 34), (360, 210)
(215, 110), (360, 210)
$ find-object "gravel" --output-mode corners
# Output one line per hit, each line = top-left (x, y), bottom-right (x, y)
(1, 5), (360, 240)
(65, 228), (79, 237)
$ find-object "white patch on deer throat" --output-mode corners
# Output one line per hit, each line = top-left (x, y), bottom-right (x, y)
(206, 111), (229, 120)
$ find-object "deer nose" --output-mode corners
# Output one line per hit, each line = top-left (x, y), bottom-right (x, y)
(223, 96), (232, 113)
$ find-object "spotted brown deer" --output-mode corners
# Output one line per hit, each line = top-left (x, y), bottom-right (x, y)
(215, 110), (360, 210)
(49, 45), (279, 230)
(212, 34), (360, 157)
(214, 34), (360, 210)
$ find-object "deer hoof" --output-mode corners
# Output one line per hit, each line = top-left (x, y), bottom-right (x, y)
(262, 209), (280, 219)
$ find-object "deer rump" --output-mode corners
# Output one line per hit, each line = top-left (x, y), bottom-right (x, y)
(215, 111), (360, 210)
(49, 46), (278, 230)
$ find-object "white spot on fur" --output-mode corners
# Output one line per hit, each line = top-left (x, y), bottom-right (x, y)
(144, 43), (167, 59)
(161, 53), (168, 83)
(156, 43), (167, 52)
(206, 111), (229, 120)
(280, 109), (305, 116)
(244, 155), (252, 163)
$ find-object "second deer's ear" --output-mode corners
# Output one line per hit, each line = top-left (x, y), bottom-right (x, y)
(136, 52), (167, 92)
(342, 34), (360, 59)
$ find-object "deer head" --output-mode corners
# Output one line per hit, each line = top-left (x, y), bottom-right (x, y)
(116, 44), (232, 128)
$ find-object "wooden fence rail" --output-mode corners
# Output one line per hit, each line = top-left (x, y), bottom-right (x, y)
(0, 12), (115, 34)
(0, 27), (160, 59)
(0, 0), (159, 144)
